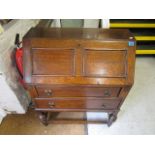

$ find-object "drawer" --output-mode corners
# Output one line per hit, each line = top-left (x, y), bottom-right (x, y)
(35, 98), (121, 110)
(36, 86), (121, 98)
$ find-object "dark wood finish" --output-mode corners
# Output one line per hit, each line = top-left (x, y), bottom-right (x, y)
(32, 48), (76, 76)
(107, 110), (119, 127)
(35, 98), (121, 110)
(23, 28), (135, 126)
(38, 111), (48, 126)
(35, 86), (121, 98)
(83, 49), (127, 77)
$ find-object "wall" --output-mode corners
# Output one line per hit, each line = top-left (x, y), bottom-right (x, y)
(51, 19), (100, 28)
(0, 19), (40, 123)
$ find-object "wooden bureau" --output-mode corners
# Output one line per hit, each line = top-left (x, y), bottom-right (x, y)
(23, 28), (135, 126)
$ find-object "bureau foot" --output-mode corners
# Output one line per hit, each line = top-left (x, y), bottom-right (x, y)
(107, 111), (118, 127)
(38, 112), (48, 126)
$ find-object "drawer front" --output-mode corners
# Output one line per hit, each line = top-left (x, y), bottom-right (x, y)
(36, 86), (121, 98)
(35, 98), (121, 110)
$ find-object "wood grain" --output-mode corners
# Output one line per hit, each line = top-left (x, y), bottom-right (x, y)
(23, 28), (135, 126)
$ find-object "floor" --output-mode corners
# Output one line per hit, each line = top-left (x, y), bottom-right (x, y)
(0, 56), (155, 135)
(87, 56), (155, 134)
(0, 110), (87, 135)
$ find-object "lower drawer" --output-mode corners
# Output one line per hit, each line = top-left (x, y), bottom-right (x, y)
(35, 98), (121, 110)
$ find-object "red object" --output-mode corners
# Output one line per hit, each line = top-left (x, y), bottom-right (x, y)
(14, 34), (27, 89)
(15, 47), (23, 76)
(15, 47), (27, 89)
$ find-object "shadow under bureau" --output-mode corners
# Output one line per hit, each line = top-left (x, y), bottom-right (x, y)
(23, 28), (135, 126)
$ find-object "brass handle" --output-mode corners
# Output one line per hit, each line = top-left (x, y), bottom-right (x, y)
(48, 102), (55, 108)
(104, 90), (110, 97)
(102, 104), (106, 108)
(44, 89), (52, 96)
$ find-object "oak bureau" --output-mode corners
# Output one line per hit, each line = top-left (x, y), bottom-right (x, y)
(23, 28), (135, 126)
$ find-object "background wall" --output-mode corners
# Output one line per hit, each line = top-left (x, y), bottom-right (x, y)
(0, 19), (40, 123)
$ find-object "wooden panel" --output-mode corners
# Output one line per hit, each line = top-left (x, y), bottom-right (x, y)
(83, 49), (127, 77)
(35, 98), (121, 110)
(32, 48), (75, 76)
(36, 86), (121, 98)
(23, 28), (135, 126)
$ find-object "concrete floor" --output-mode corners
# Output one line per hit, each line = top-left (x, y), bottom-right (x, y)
(87, 56), (155, 134)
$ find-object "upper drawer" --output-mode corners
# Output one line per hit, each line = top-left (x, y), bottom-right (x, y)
(36, 86), (121, 98)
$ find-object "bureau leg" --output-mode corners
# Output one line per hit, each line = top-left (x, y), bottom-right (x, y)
(38, 112), (48, 126)
(107, 111), (118, 127)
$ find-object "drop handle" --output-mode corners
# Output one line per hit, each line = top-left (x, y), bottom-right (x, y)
(104, 90), (110, 97)
(102, 104), (106, 108)
(48, 102), (55, 108)
(44, 89), (52, 96)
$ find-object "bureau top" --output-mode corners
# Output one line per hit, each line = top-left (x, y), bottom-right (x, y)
(24, 28), (134, 41)
(23, 27), (135, 86)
